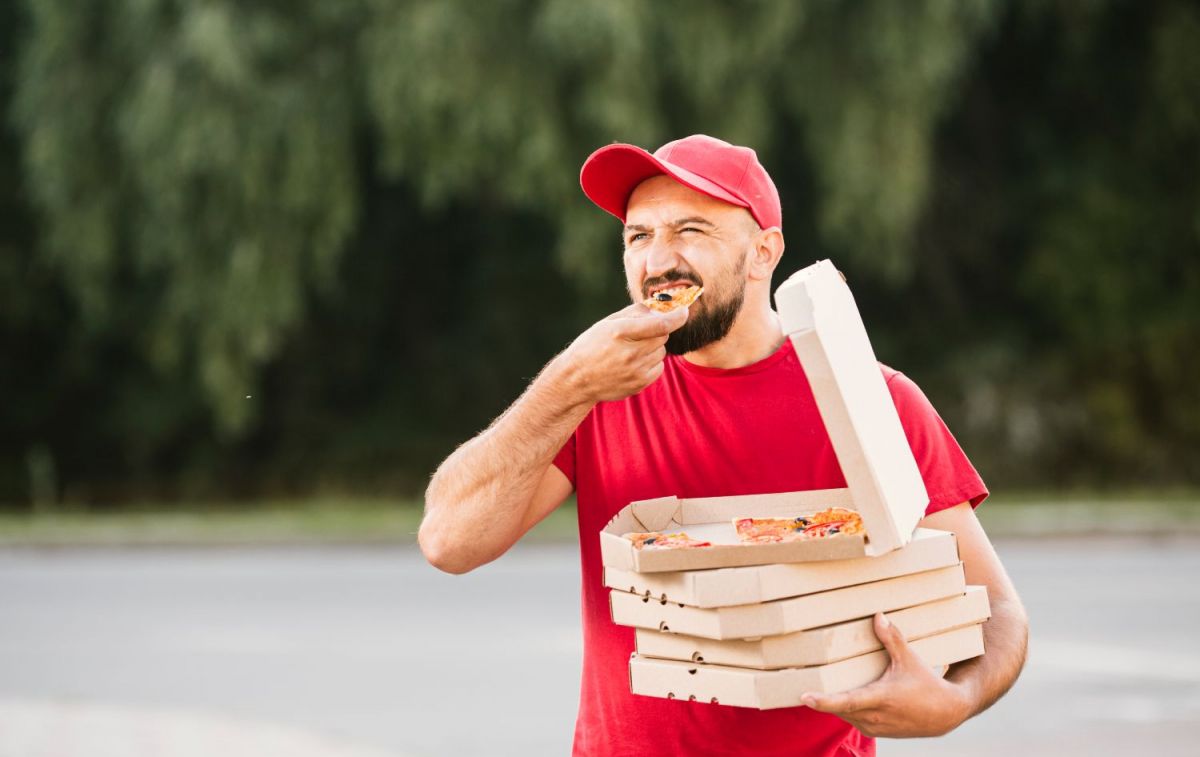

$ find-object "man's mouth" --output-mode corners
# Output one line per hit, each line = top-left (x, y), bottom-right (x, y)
(645, 280), (699, 298)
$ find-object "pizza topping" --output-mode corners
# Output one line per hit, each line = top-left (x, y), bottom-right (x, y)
(622, 507), (862, 551)
(734, 507), (863, 543)
(625, 531), (713, 550)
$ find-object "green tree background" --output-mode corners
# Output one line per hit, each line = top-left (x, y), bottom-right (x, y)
(2, 0), (1197, 509)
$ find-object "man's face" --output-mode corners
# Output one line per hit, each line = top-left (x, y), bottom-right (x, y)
(623, 176), (760, 354)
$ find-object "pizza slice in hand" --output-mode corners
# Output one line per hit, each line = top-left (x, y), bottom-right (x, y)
(643, 285), (703, 313)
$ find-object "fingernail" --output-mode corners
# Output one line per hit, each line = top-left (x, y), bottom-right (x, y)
(879, 614), (891, 629)
(800, 694), (816, 707)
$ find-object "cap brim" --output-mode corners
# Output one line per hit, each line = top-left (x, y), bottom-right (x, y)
(579, 143), (750, 224)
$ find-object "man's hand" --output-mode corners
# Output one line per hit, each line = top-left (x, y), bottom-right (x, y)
(800, 612), (973, 738)
(554, 303), (689, 404)
(419, 301), (687, 574)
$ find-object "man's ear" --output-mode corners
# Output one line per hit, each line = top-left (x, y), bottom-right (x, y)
(747, 228), (785, 282)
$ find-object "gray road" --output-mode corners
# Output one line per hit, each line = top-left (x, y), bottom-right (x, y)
(1, 537), (1197, 756)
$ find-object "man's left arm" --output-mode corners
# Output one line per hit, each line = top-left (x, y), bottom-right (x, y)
(801, 502), (1029, 737)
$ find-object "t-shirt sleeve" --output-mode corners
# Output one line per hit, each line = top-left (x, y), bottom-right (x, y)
(552, 432), (577, 488)
(886, 371), (989, 516)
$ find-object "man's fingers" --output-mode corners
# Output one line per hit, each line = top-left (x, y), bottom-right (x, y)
(637, 345), (667, 367)
(801, 683), (884, 715)
(874, 612), (917, 668)
(616, 306), (689, 341)
(604, 303), (646, 321)
(642, 360), (665, 384)
(634, 350), (668, 382)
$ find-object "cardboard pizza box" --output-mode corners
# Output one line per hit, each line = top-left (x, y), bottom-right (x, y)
(610, 563), (966, 640)
(629, 622), (985, 709)
(604, 528), (958, 608)
(600, 489), (866, 574)
(775, 259), (930, 556)
(635, 585), (991, 669)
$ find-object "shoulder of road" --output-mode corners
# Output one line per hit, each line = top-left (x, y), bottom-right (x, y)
(0, 493), (1197, 548)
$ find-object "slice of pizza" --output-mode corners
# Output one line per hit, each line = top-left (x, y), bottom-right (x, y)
(625, 531), (713, 550)
(733, 507), (864, 544)
(642, 285), (703, 313)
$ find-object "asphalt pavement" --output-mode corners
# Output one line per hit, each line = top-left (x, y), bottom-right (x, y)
(1, 536), (1197, 756)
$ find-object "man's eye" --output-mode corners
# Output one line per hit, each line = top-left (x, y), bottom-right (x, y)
(628, 233), (648, 244)
(681, 227), (702, 234)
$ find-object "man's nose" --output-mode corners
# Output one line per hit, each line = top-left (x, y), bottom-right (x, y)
(644, 234), (681, 278)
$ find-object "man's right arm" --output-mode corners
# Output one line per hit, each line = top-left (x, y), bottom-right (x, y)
(419, 303), (689, 574)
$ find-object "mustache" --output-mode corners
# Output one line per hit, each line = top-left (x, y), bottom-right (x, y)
(641, 270), (703, 299)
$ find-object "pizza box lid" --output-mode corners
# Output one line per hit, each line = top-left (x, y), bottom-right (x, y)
(775, 259), (930, 556)
(599, 489), (867, 574)
(604, 528), (959, 608)
(635, 585), (991, 669)
(610, 563), (966, 640)
(628, 622), (985, 709)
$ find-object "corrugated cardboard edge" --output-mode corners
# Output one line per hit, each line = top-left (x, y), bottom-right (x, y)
(765, 624), (984, 708)
(630, 623), (985, 709)
(612, 563), (966, 640)
(775, 261), (929, 556)
(604, 528), (957, 608)
(635, 585), (992, 669)
(767, 584), (989, 668)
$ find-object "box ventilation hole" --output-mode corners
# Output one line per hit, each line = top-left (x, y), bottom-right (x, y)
(688, 695), (697, 702)
(690, 652), (704, 662)
(629, 586), (636, 593)
(659, 593), (668, 605)
(666, 692), (675, 700)
(710, 698), (719, 704)
(687, 668), (697, 675)
(658, 622), (670, 632)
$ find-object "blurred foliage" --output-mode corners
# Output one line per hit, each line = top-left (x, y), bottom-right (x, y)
(1, 0), (1197, 507)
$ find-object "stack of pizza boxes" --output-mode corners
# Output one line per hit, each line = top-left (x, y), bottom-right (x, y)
(599, 260), (991, 709)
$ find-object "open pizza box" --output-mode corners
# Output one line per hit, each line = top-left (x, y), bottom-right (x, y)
(629, 623), (985, 709)
(634, 585), (991, 670)
(600, 260), (930, 573)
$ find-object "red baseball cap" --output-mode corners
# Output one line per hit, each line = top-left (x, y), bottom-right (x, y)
(579, 134), (782, 230)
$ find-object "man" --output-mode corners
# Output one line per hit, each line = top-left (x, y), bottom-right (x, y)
(421, 135), (1028, 756)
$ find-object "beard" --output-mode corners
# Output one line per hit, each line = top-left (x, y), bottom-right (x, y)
(639, 263), (747, 356)
(665, 286), (744, 354)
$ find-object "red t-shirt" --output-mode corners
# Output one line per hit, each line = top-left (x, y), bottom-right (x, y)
(553, 338), (987, 757)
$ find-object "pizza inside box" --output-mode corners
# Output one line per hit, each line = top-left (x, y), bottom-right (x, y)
(600, 260), (990, 708)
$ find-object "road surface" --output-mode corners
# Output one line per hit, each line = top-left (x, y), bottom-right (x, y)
(1, 537), (1197, 756)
